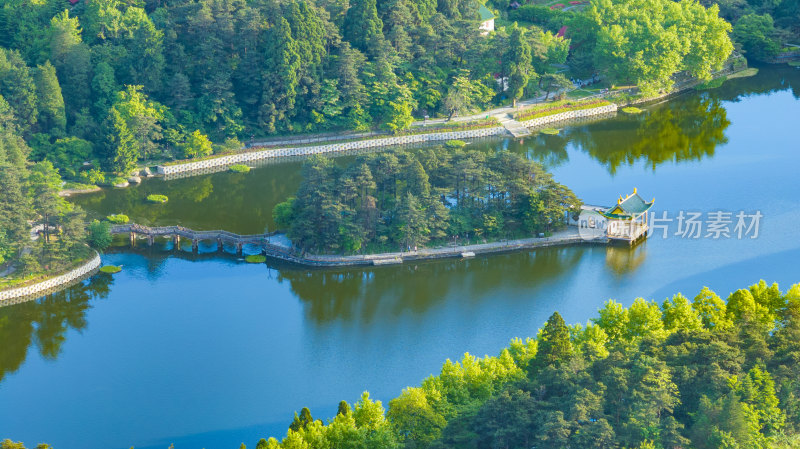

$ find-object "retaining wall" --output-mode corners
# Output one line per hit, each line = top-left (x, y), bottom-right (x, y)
(0, 252), (101, 304)
(518, 104), (618, 128)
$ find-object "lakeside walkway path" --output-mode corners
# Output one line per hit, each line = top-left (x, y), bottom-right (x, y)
(112, 224), (602, 267)
(306, 227), (598, 266)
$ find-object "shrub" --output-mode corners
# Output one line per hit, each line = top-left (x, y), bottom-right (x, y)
(88, 220), (112, 249)
(695, 77), (726, 90)
(245, 255), (267, 263)
(273, 198), (296, 230)
(100, 265), (122, 274)
(79, 168), (106, 185)
(621, 106), (643, 114)
(229, 164), (251, 173)
(106, 176), (128, 187)
(106, 214), (130, 224)
(147, 194), (169, 203)
(445, 139), (467, 149)
(181, 130), (213, 159)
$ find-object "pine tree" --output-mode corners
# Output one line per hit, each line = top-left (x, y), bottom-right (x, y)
(260, 17), (300, 133)
(103, 107), (138, 175)
(0, 48), (38, 135)
(505, 25), (533, 107)
(289, 407), (315, 432)
(0, 162), (31, 260)
(530, 312), (573, 374)
(34, 61), (67, 136)
(343, 0), (385, 55)
(338, 400), (352, 416)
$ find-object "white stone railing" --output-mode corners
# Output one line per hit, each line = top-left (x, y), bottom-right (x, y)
(518, 103), (618, 128)
(0, 251), (101, 304)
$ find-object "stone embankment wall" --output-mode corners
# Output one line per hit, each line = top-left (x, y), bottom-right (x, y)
(0, 252), (101, 305)
(518, 104), (618, 128)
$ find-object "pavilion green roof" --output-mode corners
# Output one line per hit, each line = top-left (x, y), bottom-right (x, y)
(601, 191), (654, 219)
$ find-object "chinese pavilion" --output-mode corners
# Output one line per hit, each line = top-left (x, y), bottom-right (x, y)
(600, 188), (654, 243)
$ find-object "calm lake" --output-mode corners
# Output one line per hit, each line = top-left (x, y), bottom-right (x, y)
(2, 65), (799, 449)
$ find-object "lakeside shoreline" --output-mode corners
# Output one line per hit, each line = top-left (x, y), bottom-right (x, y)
(153, 103), (620, 176)
(289, 228), (608, 267)
(112, 224), (609, 268)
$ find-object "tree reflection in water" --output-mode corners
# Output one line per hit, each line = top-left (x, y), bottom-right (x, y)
(567, 95), (730, 174)
(276, 246), (594, 324)
(0, 274), (113, 382)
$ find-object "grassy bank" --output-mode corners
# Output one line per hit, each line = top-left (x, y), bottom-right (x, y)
(513, 98), (613, 121)
(0, 247), (94, 291)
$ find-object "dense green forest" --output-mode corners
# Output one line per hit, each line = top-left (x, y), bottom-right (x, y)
(273, 146), (581, 253)
(240, 280), (800, 449)
(0, 0), (740, 181)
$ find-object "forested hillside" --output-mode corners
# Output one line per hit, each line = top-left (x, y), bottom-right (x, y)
(0, 0), (737, 181)
(251, 280), (800, 449)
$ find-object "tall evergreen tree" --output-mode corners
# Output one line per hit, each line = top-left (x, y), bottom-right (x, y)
(0, 48), (38, 135)
(505, 25), (533, 107)
(34, 61), (66, 136)
(529, 312), (573, 374)
(260, 17), (300, 133)
(343, 0), (385, 55)
(103, 107), (137, 175)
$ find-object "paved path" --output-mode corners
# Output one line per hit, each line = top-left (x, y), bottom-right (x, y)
(289, 227), (602, 266)
(110, 223), (601, 267)
(497, 115), (533, 137)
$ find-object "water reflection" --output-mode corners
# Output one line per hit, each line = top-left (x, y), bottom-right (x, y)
(0, 275), (113, 382)
(564, 95), (729, 173)
(605, 241), (648, 277)
(277, 246), (600, 324)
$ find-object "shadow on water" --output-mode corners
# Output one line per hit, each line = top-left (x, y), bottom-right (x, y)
(0, 274), (113, 383)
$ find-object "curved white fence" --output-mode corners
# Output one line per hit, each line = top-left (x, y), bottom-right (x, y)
(0, 252), (101, 304)
(518, 104), (618, 128)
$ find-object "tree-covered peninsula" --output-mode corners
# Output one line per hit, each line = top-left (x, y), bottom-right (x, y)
(273, 147), (581, 253)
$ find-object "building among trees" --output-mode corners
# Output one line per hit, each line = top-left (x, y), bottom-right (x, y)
(478, 4), (495, 35)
